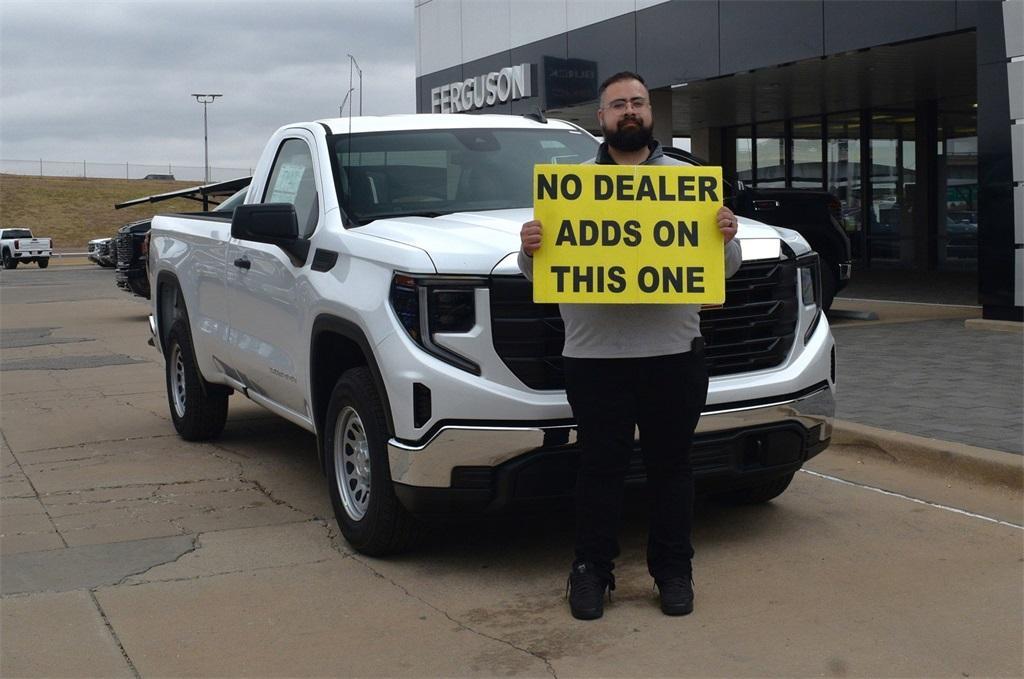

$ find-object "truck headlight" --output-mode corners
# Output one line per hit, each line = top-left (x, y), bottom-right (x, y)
(800, 266), (817, 307)
(390, 273), (484, 375)
(429, 289), (476, 334)
(797, 255), (822, 343)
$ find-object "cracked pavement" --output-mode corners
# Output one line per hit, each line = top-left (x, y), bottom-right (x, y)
(2, 265), (1022, 677)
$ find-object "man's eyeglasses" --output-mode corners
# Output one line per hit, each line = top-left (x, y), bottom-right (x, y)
(603, 97), (649, 112)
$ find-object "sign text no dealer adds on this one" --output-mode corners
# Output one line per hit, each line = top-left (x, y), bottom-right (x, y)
(532, 164), (726, 304)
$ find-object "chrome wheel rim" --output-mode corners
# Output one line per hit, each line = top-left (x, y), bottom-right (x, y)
(334, 406), (371, 521)
(170, 343), (187, 418)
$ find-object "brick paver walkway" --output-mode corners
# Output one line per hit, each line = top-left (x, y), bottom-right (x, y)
(831, 318), (1023, 454)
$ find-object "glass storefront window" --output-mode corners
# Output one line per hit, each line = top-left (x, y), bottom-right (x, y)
(827, 112), (863, 259)
(721, 102), (974, 271)
(755, 121), (786, 188)
(791, 117), (823, 189)
(868, 112), (916, 264)
(939, 112), (977, 268)
(734, 126), (753, 185)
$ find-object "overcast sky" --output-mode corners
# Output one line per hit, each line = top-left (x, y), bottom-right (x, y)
(0, 0), (416, 171)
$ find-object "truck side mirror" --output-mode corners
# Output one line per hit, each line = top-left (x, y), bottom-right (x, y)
(231, 203), (310, 264)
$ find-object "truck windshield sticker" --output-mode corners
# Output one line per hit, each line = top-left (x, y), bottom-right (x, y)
(532, 164), (725, 304)
(269, 164), (306, 204)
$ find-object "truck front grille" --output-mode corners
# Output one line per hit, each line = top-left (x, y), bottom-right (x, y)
(115, 232), (133, 268)
(488, 276), (566, 390)
(489, 257), (799, 390)
(700, 259), (799, 376)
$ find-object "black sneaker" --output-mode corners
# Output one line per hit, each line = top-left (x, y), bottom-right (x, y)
(566, 561), (614, 620)
(656, 576), (694, 616)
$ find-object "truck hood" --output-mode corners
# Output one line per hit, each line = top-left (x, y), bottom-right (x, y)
(355, 207), (801, 274)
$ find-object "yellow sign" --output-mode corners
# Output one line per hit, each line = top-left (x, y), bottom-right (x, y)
(532, 164), (725, 304)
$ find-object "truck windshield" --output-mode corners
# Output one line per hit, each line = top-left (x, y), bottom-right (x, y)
(330, 128), (598, 224)
(3, 229), (33, 239)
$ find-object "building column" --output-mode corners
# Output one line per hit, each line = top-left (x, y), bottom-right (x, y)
(1007, 0), (1024, 316)
(651, 88), (674, 149)
(977, 0), (1022, 320)
(690, 127), (723, 165)
(914, 100), (939, 270)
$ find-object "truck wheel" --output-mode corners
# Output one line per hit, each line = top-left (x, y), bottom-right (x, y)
(37, 258), (49, 269)
(2, 251), (16, 269)
(165, 318), (229, 441)
(323, 367), (418, 556)
(720, 472), (795, 505)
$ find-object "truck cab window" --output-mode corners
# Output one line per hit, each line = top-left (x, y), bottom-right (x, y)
(263, 139), (319, 238)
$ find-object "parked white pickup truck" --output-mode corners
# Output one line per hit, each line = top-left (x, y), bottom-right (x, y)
(1, 228), (52, 269)
(149, 114), (836, 555)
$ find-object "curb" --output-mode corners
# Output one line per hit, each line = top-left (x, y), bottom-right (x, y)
(831, 420), (1023, 492)
(964, 318), (1023, 333)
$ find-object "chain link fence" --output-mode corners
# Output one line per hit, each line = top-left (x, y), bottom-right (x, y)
(1, 159), (253, 182)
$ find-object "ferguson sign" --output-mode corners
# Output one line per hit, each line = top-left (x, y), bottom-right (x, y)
(431, 63), (534, 113)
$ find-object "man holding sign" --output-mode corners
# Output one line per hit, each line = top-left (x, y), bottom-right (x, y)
(519, 72), (742, 620)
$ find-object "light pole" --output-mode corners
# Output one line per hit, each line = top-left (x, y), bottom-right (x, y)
(347, 54), (362, 115)
(191, 93), (222, 183)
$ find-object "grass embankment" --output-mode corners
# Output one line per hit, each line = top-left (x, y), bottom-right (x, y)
(0, 174), (210, 250)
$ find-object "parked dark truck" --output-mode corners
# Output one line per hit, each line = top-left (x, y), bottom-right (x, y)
(663, 148), (851, 311)
(113, 177), (251, 299)
(732, 189), (851, 310)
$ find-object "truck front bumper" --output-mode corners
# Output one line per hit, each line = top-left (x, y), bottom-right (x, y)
(389, 383), (833, 516)
(116, 267), (151, 298)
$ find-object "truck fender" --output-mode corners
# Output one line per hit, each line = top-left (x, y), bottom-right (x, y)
(154, 271), (188, 354)
(310, 315), (395, 474)
(810, 219), (849, 280)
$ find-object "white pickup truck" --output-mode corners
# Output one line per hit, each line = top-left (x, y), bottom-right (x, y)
(149, 114), (836, 555)
(1, 228), (53, 269)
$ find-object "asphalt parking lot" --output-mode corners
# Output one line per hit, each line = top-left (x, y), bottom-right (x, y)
(1, 264), (1022, 678)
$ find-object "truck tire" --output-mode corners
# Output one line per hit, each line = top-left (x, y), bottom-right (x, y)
(37, 258), (49, 269)
(165, 318), (229, 441)
(3, 250), (17, 269)
(719, 472), (795, 505)
(323, 367), (418, 556)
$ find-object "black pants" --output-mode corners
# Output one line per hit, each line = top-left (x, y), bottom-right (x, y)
(563, 344), (709, 581)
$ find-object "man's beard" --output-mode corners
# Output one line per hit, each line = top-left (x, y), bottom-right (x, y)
(602, 117), (653, 152)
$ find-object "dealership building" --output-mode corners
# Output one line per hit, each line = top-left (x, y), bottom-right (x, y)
(415, 0), (1023, 322)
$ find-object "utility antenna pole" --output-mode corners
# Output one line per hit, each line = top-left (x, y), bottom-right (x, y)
(191, 93), (222, 184)
(347, 54), (363, 115)
(339, 88), (354, 117)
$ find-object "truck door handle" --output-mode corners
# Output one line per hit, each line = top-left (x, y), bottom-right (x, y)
(233, 257), (251, 270)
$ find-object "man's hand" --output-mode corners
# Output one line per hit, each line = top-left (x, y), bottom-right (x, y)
(717, 206), (738, 244)
(521, 220), (542, 257)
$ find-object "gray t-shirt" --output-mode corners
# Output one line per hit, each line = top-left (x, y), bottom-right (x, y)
(518, 141), (743, 359)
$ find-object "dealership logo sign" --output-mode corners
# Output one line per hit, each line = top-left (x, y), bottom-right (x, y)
(431, 63), (534, 113)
